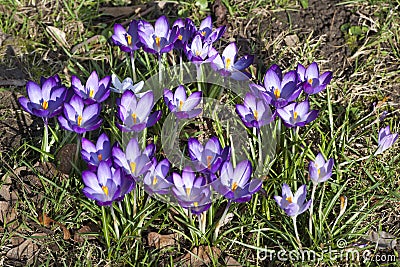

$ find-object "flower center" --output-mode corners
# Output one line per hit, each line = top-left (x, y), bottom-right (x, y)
(178, 34), (183, 40)
(225, 58), (231, 69)
(254, 110), (259, 121)
(201, 31), (206, 36)
(274, 88), (280, 98)
(194, 202), (198, 207)
(102, 185), (109, 196)
(179, 100), (184, 111)
(186, 187), (191, 196)
(132, 113), (137, 124)
(231, 182), (238, 192)
(97, 154), (103, 161)
(126, 34), (132, 46)
(317, 168), (321, 175)
(206, 156), (213, 169)
(152, 176), (158, 185)
(308, 78), (313, 85)
(42, 100), (48, 110)
(286, 196), (293, 203)
(155, 36), (161, 47)
(293, 111), (298, 120)
(89, 89), (94, 98)
(77, 115), (83, 126)
(195, 50), (201, 56)
(130, 161), (136, 174)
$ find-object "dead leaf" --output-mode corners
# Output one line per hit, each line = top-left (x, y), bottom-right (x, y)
(0, 201), (17, 226)
(284, 34), (299, 47)
(56, 143), (77, 175)
(73, 224), (97, 243)
(179, 246), (222, 267)
(38, 213), (71, 240)
(46, 26), (70, 49)
(213, 0), (228, 27)
(6, 233), (46, 260)
(224, 256), (242, 266)
(148, 232), (178, 249)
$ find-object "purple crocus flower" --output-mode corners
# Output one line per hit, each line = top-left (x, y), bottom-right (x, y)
(163, 85), (202, 119)
(18, 75), (67, 121)
(212, 160), (262, 203)
(112, 137), (155, 181)
(276, 100), (318, 128)
(171, 167), (212, 214)
(143, 158), (172, 195)
(255, 64), (301, 108)
(375, 126), (398, 155)
(210, 43), (254, 80)
(138, 15), (178, 55)
(82, 161), (135, 206)
(297, 62), (333, 95)
(274, 183), (312, 217)
(71, 71), (111, 105)
(173, 18), (196, 50)
(188, 136), (230, 173)
(58, 95), (102, 134)
(309, 153), (334, 184)
(111, 20), (142, 53)
(196, 16), (226, 43)
(185, 35), (216, 64)
(236, 92), (275, 129)
(81, 133), (112, 171)
(110, 74), (146, 96)
(116, 90), (161, 132)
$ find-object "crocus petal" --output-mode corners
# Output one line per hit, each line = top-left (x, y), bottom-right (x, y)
(26, 81), (42, 104)
(234, 55), (254, 71)
(155, 15), (169, 37)
(306, 62), (319, 79)
(222, 43), (237, 67)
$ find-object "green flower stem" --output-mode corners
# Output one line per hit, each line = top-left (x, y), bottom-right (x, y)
(41, 119), (49, 162)
(101, 206), (111, 250)
(309, 183), (317, 239)
(133, 185), (137, 217)
(179, 52), (183, 83)
(110, 205), (120, 240)
(292, 216), (302, 249)
(158, 54), (162, 85)
(75, 134), (81, 164)
(130, 52), (137, 83)
(214, 200), (231, 241)
(257, 130), (262, 168)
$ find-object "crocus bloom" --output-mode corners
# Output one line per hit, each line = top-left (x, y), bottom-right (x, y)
(171, 167), (212, 214)
(110, 74), (145, 96)
(185, 35), (215, 64)
(138, 15), (178, 55)
(112, 137), (154, 181)
(143, 158), (172, 195)
(236, 92), (275, 129)
(71, 71), (111, 105)
(111, 20), (142, 53)
(309, 153), (334, 184)
(81, 133), (112, 171)
(274, 183), (312, 217)
(188, 136), (230, 173)
(212, 160), (262, 203)
(375, 126), (398, 155)
(58, 95), (102, 134)
(210, 43), (254, 80)
(82, 161), (135, 206)
(196, 16), (226, 43)
(276, 100), (318, 128)
(163, 85), (202, 119)
(18, 75), (67, 121)
(116, 90), (161, 132)
(255, 64), (301, 108)
(297, 62), (332, 95)
(172, 18), (195, 50)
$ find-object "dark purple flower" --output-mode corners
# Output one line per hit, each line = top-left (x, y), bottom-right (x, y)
(81, 133), (112, 171)
(111, 20), (142, 53)
(82, 161), (135, 206)
(116, 90), (161, 132)
(309, 153), (334, 184)
(184, 35), (215, 64)
(163, 85), (202, 120)
(297, 62), (332, 95)
(71, 71), (111, 105)
(171, 167), (212, 214)
(276, 100), (318, 128)
(256, 64), (301, 108)
(143, 158), (172, 195)
(172, 18), (196, 50)
(196, 16), (226, 43)
(212, 160), (261, 203)
(138, 15), (178, 55)
(210, 43), (254, 80)
(18, 75), (67, 120)
(112, 137), (154, 181)
(236, 92), (275, 129)
(274, 183), (311, 217)
(375, 126), (398, 155)
(58, 95), (102, 134)
(188, 136), (230, 173)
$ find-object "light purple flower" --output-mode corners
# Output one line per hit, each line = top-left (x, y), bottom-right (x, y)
(188, 136), (230, 173)
(58, 95), (102, 134)
(116, 90), (161, 132)
(18, 75), (67, 120)
(297, 62), (332, 95)
(111, 20), (142, 53)
(143, 158), (172, 195)
(309, 153), (334, 184)
(236, 92), (275, 129)
(375, 126), (398, 155)
(196, 16), (226, 43)
(185, 35), (216, 64)
(163, 85), (202, 120)
(81, 133), (112, 171)
(112, 137), (155, 181)
(82, 161), (135, 206)
(212, 160), (261, 203)
(71, 71), (111, 105)
(274, 183), (311, 217)
(111, 74), (145, 96)
(276, 100), (318, 128)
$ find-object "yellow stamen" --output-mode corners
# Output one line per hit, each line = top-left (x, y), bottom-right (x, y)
(42, 100), (48, 110)
(126, 34), (132, 46)
(206, 156), (213, 169)
(286, 196), (293, 203)
(77, 115), (83, 126)
(186, 187), (191, 196)
(254, 110), (259, 121)
(179, 100), (184, 111)
(274, 88), (280, 98)
(225, 58), (231, 69)
(155, 36), (161, 47)
(132, 113), (137, 124)
(231, 182), (238, 192)
(201, 31), (206, 36)
(102, 185), (109, 196)
(317, 168), (321, 175)
(130, 162), (136, 174)
(152, 176), (158, 186)
(195, 50), (201, 56)
(178, 35), (183, 40)
(308, 78), (313, 85)
(194, 202), (198, 207)
(89, 89), (94, 98)
(294, 111), (298, 120)
(98, 154), (103, 161)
